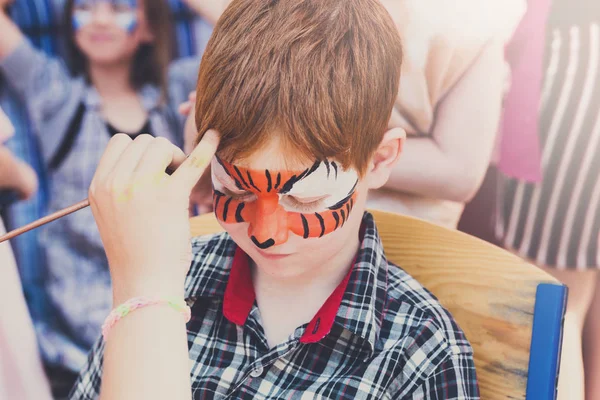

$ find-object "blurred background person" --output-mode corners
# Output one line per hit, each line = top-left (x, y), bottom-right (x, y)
(0, 2), (208, 396)
(0, 0), (209, 332)
(0, 105), (51, 400)
(0, 0), (204, 396)
(366, 0), (526, 229)
(495, 0), (600, 398)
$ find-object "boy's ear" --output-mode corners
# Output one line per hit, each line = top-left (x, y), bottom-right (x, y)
(365, 127), (405, 190)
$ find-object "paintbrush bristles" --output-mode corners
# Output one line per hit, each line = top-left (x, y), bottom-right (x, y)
(0, 199), (90, 244)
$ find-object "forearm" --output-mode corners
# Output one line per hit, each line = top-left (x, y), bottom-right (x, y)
(100, 302), (191, 400)
(0, 147), (32, 194)
(384, 137), (484, 202)
(383, 42), (505, 203)
(0, 9), (24, 61)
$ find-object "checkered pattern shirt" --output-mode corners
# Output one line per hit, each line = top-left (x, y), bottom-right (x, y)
(70, 212), (479, 399)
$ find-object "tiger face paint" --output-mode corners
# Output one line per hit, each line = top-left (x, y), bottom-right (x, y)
(73, 0), (138, 33)
(212, 156), (359, 249)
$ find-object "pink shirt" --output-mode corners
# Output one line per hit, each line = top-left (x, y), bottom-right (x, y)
(497, 0), (551, 182)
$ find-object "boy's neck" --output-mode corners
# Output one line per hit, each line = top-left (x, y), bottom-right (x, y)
(89, 61), (136, 98)
(251, 231), (361, 347)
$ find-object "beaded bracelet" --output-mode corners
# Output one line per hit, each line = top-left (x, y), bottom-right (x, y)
(102, 296), (192, 340)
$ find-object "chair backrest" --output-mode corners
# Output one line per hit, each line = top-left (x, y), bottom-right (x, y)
(190, 210), (567, 400)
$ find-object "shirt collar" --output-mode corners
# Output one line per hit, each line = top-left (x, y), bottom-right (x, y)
(185, 212), (388, 353)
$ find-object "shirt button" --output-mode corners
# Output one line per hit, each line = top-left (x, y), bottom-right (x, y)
(250, 366), (264, 378)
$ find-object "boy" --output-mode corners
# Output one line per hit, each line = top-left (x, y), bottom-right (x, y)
(71, 0), (479, 398)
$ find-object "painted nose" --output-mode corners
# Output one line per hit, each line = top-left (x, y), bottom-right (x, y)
(247, 195), (289, 248)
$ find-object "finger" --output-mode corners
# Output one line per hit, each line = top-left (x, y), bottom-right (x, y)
(178, 101), (192, 116)
(133, 137), (187, 181)
(93, 134), (133, 182)
(108, 134), (155, 187)
(171, 129), (219, 192)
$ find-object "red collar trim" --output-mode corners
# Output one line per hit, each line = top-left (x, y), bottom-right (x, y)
(299, 259), (354, 343)
(223, 247), (256, 325)
(222, 248), (356, 343)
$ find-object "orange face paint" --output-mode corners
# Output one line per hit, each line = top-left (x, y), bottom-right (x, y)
(212, 157), (358, 249)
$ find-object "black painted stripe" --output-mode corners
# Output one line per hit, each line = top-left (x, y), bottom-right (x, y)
(279, 174), (300, 194)
(235, 202), (246, 223)
(304, 161), (321, 179)
(324, 160), (331, 178)
(279, 161), (321, 194)
(266, 170), (272, 192)
(213, 190), (225, 210)
(301, 214), (310, 239)
(333, 212), (340, 230)
(331, 161), (338, 179)
(315, 213), (325, 237)
(340, 209), (346, 224)
(233, 166), (250, 189)
(345, 202), (351, 216)
(246, 171), (261, 192)
(328, 180), (358, 210)
(296, 168), (310, 181)
(251, 236), (275, 249)
(274, 173), (281, 189)
(222, 197), (233, 222)
(215, 156), (231, 176)
(216, 158), (243, 190)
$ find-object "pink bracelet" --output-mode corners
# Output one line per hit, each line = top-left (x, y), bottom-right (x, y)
(102, 296), (192, 340)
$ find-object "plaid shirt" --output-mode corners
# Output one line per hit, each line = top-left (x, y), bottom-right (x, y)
(70, 212), (479, 399)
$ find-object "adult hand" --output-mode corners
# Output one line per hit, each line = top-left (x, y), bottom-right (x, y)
(0, 108), (37, 200)
(179, 91), (197, 155)
(88, 132), (219, 305)
(0, 147), (38, 200)
(180, 91), (214, 216)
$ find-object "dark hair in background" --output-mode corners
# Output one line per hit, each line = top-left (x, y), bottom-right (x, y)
(62, 0), (174, 98)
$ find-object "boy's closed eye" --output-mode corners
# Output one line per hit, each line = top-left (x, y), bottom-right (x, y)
(280, 194), (329, 212)
(219, 184), (331, 212)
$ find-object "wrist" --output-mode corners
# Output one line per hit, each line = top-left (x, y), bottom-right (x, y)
(112, 278), (186, 306)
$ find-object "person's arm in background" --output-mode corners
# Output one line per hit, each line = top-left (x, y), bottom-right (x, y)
(0, 0), (76, 154)
(0, 107), (37, 200)
(180, 0), (231, 25)
(383, 41), (506, 203)
(0, 0), (22, 59)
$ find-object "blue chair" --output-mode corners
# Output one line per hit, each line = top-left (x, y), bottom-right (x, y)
(190, 210), (567, 399)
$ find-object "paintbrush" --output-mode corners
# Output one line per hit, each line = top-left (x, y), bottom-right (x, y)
(0, 199), (90, 243)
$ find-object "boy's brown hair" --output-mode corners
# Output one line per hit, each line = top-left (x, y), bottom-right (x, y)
(63, 0), (174, 98)
(195, 0), (403, 176)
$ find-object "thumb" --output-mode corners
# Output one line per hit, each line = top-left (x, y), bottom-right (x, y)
(172, 129), (219, 192)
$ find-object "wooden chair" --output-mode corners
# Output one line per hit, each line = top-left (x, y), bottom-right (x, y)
(190, 210), (567, 400)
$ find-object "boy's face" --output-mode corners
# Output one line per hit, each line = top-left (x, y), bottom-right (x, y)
(212, 135), (368, 271)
